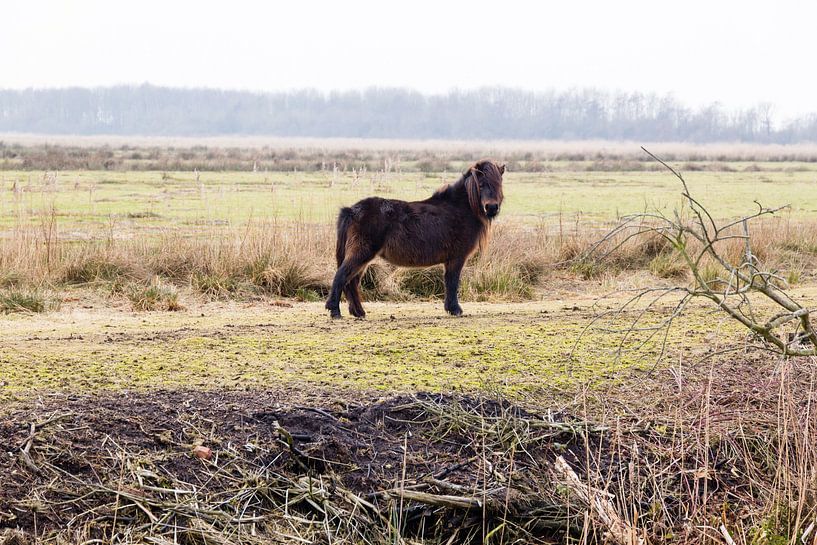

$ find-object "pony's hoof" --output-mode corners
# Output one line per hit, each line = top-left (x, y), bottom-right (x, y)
(447, 306), (463, 316)
(329, 310), (342, 319)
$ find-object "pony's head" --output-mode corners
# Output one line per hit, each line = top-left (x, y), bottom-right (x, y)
(465, 160), (505, 220)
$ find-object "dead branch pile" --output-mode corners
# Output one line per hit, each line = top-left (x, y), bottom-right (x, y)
(1, 380), (814, 544)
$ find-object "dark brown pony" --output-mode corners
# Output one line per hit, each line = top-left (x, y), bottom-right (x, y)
(325, 159), (505, 318)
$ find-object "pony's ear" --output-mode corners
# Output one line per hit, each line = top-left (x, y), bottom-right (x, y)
(499, 163), (506, 175)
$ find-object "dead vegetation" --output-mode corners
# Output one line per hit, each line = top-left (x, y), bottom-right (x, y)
(1, 354), (815, 545)
(575, 148), (817, 365)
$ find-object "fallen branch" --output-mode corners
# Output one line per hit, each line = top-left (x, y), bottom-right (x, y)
(554, 455), (645, 545)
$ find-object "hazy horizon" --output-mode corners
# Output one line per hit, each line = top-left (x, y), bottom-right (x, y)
(4, 85), (813, 142)
(3, 1), (816, 122)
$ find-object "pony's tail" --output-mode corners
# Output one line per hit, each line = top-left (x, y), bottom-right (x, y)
(335, 207), (354, 266)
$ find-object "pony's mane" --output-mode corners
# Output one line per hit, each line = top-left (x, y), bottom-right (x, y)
(432, 161), (503, 202)
(432, 160), (504, 252)
(431, 172), (468, 200)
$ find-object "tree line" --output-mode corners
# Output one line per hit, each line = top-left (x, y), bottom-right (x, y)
(1, 85), (815, 142)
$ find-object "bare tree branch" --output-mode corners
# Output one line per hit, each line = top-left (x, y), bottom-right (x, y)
(575, 147), (817, 365)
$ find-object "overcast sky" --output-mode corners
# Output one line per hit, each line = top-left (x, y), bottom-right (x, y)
(3, 1), (815, 120)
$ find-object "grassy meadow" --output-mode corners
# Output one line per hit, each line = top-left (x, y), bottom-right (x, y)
(3, 140), (817, 544)
(3, 163), (817, 228)
(3, 158), (817, 307)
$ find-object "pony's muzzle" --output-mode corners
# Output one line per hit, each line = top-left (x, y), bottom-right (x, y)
(485, 203), (499, 218)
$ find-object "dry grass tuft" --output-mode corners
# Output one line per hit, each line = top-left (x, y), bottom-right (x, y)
(247, 258), (327, 298)
(397, 267), (446, 298)
(648, 251), (688, 279)
(0, 271), (23, 289)
(190, 270), (240, 298)
(0, 289), (54, 313)
(126, 278), (182, 311)
(359, 262), (402, 300)
(463, 261), (536, 301)
(62, 255), (136, 285)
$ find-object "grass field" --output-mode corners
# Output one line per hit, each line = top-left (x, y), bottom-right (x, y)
(3, 142), (817, 544)
(3, 165), (817, 229)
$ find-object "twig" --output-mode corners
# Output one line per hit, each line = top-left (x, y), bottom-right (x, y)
(18, 412), (74, 474)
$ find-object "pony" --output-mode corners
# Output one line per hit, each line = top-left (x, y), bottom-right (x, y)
(325, 159), (505, 318)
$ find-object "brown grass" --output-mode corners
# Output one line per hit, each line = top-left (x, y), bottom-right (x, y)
(1, 214), (816, 309)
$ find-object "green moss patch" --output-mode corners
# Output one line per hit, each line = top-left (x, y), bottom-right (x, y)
(0, 301), (736, 401)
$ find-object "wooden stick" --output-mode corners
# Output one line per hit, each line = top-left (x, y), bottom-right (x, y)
(554, 455), (644, 545)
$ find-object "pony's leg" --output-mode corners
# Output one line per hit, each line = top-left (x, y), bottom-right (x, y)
(444, 258), (466, 316)
(326, 262), (353, 318)
(326, 252), (374, 318)
(344, 273), (366, 318)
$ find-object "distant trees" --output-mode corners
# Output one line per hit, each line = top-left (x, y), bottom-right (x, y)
(0, 84), (815, 143)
